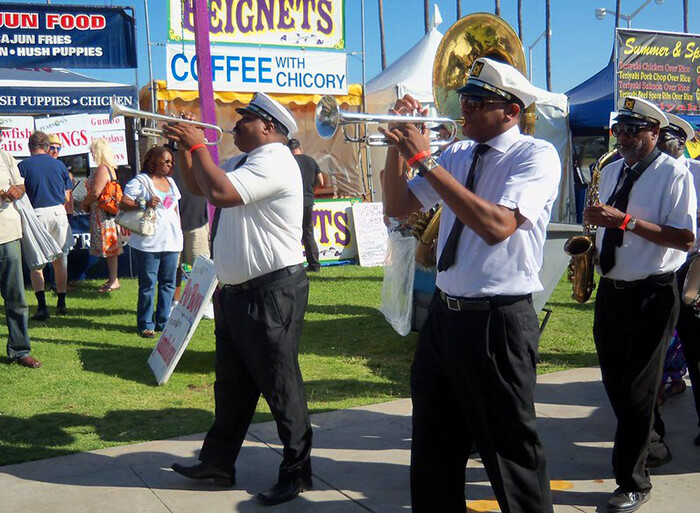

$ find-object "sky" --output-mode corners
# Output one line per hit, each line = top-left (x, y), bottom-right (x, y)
(5, 0), (699, 94)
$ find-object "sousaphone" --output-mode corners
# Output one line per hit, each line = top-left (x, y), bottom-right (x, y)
(414, 13), (535, 267)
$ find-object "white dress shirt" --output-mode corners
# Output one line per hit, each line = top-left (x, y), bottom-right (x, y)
(214, 142), (303, 285)
(594, 152), (696, 280)
(408, 125), (561, 297)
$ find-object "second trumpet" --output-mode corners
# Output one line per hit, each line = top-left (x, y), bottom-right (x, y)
(315, 95), (463, 147)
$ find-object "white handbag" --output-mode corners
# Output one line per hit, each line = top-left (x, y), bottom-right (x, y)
(115, 173), (157, 236)
(115, 207), (156, 236)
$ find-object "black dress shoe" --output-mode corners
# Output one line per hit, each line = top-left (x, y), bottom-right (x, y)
(256, 476), (312, 506)
(607, 489), (651, 513)
(31, 308), (49, 321)
(171, 462), (235, 487)
(56, 305), (67, 315)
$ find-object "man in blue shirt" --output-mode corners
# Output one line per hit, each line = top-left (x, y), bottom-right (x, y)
(18, 131), (73, 320)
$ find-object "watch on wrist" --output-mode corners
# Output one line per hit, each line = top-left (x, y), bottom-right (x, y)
(626, 217), (637, 231)
(413, 156), (439, 177)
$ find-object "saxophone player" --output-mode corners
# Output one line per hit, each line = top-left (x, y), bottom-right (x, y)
(584, 97), (696, 513)
(381, 58), (560, 513)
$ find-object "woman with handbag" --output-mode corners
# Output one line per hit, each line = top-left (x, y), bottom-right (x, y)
(120, 146), (183, 338)
(81, 138), (123, 293)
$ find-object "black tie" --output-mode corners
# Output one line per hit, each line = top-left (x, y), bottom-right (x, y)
(598, 149), (660, 275)
(210, 155), (248, 255)
(436, 143), (490, 272)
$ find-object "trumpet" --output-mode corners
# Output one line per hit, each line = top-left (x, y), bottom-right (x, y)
(315, 95), (463, 147)
(109, 98), (228, 146)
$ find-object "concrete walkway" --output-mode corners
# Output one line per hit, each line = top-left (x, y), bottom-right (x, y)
(1, 367), (699, 512)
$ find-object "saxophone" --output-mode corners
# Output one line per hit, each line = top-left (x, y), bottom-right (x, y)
(563, 150), (618, 303)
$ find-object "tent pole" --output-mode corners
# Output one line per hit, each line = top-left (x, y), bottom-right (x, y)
(360, 0), (374, 201)
(143, 0), (156, 115)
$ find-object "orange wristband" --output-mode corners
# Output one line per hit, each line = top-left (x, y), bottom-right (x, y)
(407, 150), (431, 167)
(619, 214), (632, 230)
(189, 143), (207, 154)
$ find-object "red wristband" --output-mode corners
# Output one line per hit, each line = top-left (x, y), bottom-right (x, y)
(406, 150), (431, 167)
(619, 214), (632, 230)
(189, 143), (207, 154)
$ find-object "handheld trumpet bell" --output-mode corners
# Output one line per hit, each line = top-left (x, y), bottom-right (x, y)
(315, 95), (462, 147)
(109, 98), (226, 146)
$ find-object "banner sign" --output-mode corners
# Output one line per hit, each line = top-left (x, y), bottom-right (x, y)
(616, 28), (700, 117)
(34, 114), (127, 166)
(0, 116), (34, 157)
(149, 256), (219, 385)
(0, 85), (137, 115)
(312, 198), (358, 263)
(168, 0), (344, 50)
(0, 4), (137, 68)
(166, 44), (347, 95)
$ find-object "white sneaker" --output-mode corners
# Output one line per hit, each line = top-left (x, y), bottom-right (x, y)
(202, 301), (215, 319)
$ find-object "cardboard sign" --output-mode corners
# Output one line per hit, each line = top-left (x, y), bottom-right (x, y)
(0, 116), (34, 156)
(148, 255), (219, 385)
(351, 202), (388, 267)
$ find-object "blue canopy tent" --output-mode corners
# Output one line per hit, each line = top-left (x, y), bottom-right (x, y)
(567, 61), (699, 134)
(0, 68), (139, 280)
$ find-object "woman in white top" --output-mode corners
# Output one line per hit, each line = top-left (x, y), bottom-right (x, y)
(120, 146), (183, 338)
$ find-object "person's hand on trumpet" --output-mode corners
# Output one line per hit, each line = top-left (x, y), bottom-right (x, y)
(162, 111), (206, 151)
(378, 94), (431, 161)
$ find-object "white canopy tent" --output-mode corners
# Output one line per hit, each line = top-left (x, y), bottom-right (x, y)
(364, 28), (575, 223)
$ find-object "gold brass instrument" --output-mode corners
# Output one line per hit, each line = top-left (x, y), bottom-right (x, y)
(563, 150), (618, 303)
(109, 98), (227, 146)
(314, 95), (463, 146)
(413, 13), (534, 267)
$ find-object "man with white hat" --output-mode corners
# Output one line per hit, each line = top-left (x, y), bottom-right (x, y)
(585, 97), (696, 512)
(164, 92), (313, 506)
(381, 57), (560, 512)
(657, 113), (700, 448)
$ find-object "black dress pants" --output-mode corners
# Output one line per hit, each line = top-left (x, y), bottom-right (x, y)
(302, 205), (320, 270)
(675, 257), (700, 429)
(593, 277), (678, 492)
(199, 268), (312, 482)
(411, 291), (553, 513)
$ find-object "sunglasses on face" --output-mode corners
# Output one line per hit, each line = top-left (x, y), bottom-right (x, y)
(49, 145), (61, 152)
(610, 123), (654, 138)
(459, 94), (508, 112)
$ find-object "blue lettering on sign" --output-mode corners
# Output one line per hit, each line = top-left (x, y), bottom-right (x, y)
(226, 56), (240, 81)
(241, 56), (255, 83)
(171, 53), (346, 91)
(258, 57), (272, 83)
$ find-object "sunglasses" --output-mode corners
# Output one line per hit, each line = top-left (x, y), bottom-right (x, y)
(610, 123), (654, 138)
(459, 94), (508, 112)
(49, 145), (61, 152)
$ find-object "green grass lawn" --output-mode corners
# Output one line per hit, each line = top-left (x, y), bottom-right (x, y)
(0, 265), (597, 466)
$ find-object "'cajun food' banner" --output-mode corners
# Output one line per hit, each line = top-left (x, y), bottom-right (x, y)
(616, 28), (700, 117)
(0, 4), (137, 68)
(168, 0), (344, 50)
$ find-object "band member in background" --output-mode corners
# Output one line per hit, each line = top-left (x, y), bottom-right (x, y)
(164, 92), (313, 506)
(287, 138), (325, 272)
(381, 57), (560, 513)
(584, 97), (696, 513)
(657, 114), (700, 446)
